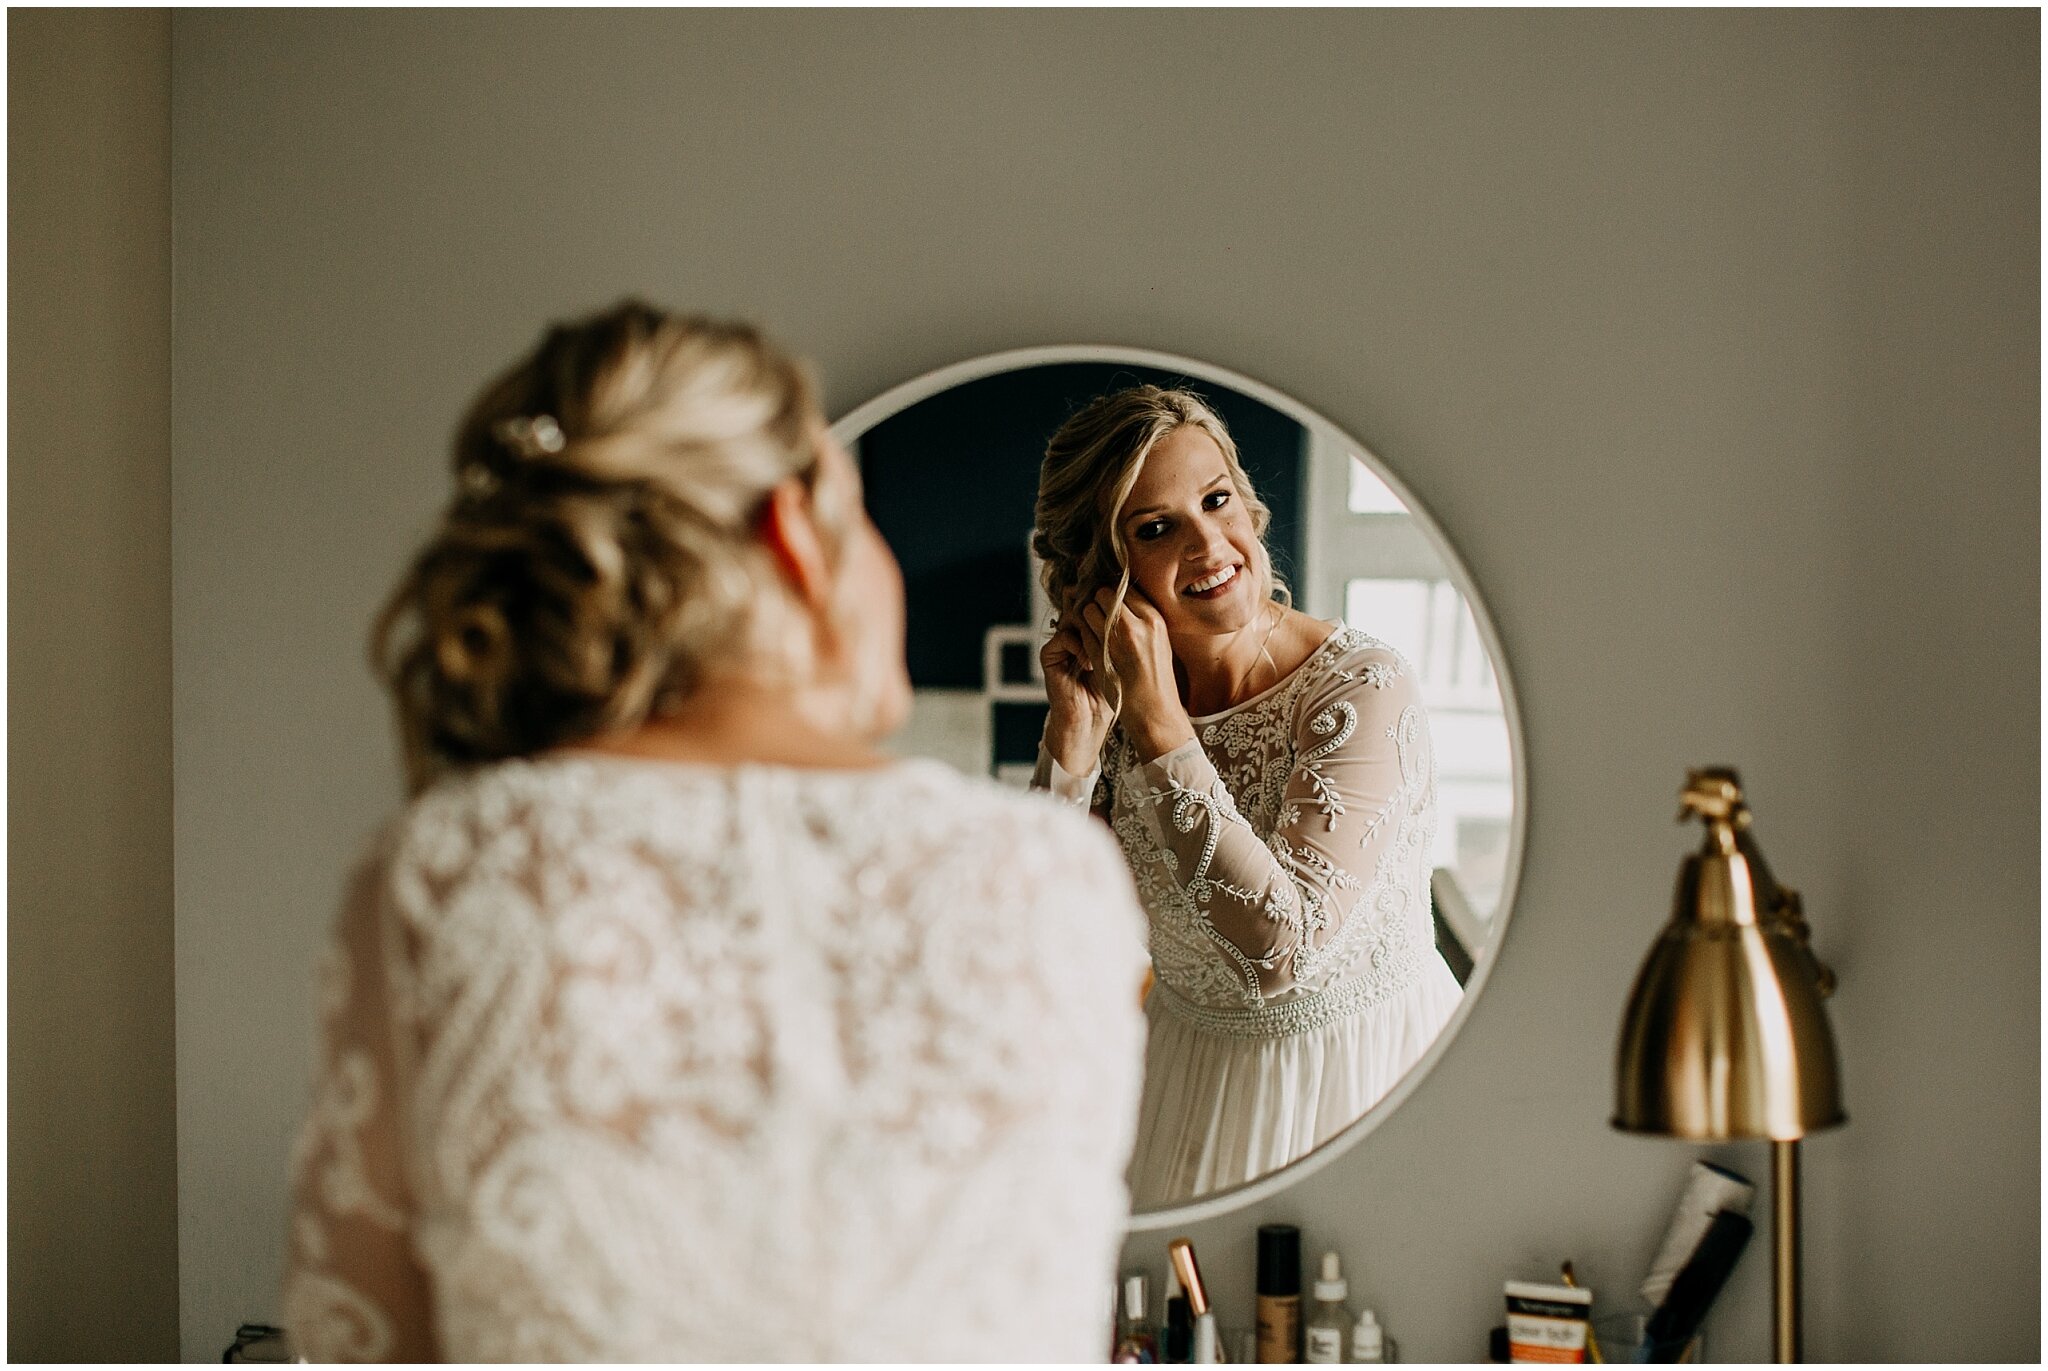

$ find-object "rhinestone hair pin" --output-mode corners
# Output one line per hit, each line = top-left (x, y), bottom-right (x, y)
(493, 413), (567, 459)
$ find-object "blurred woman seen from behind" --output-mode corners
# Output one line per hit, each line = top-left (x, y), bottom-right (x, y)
(282, 302), (1148, 1361)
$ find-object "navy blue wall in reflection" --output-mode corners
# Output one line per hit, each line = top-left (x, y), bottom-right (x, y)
(857, 363), (1307, 707)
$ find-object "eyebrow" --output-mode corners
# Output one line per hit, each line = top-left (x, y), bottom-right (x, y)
(1123, 474), (1233, 526)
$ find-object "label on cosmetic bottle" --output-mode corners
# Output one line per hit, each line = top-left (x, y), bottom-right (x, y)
(1505, 1282), (1591, 1364)
(1257, 1295), (1300, 1364)
(1306, 1325), (1345, 1363)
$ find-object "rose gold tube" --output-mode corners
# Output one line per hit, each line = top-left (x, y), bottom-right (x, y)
(1168, 1238), (1210, 1318)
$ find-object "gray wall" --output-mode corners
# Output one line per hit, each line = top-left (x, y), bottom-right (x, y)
(9, 10), (180, 1362)
(158, 10), (2037, 1363)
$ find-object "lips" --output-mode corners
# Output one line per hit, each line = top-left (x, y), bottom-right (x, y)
(1182, 564), (1241, 599)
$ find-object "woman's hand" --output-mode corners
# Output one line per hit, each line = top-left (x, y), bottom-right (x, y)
(1080, 587), (1195, 762)
(1040, 611), (1116, 778)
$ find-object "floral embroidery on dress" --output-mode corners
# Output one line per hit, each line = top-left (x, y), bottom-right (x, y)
(284, 759), (1149, 1362)
(1100, 628), (1437, 1018)
(1299, 700), (1357, 829)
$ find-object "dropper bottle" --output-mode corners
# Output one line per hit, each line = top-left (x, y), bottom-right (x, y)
(1305, 1252), (1353, 1363)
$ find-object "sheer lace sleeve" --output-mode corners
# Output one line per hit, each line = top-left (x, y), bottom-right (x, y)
(280, 848), (436, 1362)
(1031, 742), (1104, 812)
(1123, 648), (1432, 1004)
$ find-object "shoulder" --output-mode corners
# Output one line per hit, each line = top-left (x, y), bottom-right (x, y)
(876, 759), (1142, 912)
(1293, 625), (1426, 726)
(376, 757), (743, 923)
(874, 766), (1147, 1065)
(874, 759), (1129, 875)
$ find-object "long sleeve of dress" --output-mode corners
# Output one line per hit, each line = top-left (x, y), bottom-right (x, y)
(1122, 649), (1432, 1004)
(1030, 743), (1102, 810)
(280, 849), (436, 1362)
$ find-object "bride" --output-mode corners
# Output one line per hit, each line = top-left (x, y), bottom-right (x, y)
(281, 302), (1148, 1360)
(1031, 384), (1462, 1207)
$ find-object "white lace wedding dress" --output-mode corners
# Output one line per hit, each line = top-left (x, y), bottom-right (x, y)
(281, 754), (1149, 1362)
(1042, 624), (1462, 1207)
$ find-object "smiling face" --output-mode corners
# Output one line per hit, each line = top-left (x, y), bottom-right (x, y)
(1115, 424), (1270, 638)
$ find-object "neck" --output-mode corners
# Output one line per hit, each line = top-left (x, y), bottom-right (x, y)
(558, 674), (892, 771)
(1172, 606), (1280, 717)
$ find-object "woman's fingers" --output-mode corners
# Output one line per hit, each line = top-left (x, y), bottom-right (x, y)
(1047, 623), (1101, 677)
(1118, 583), (1164, 624)
(1088, 587), (1137, 628)
(1092, 585), (1163, 625)
(1069, 620), (1103, 674)
(1073, 614), (1102, 659)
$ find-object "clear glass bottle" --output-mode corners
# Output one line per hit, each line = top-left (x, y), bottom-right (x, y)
(1349, 1308), (1386, 1363)
(1304, 1252), (1352, 1364)
(1113, 1272), (1161, 1364)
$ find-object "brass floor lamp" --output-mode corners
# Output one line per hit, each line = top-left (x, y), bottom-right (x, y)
(1613, 769), (1845, 1363)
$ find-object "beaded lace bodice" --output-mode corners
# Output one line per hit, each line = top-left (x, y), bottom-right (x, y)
(281, 755), (1148, 1362)
(1098, 626), (1439, 1019)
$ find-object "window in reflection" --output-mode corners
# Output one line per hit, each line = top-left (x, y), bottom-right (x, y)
(1344, 577), (1513, 922)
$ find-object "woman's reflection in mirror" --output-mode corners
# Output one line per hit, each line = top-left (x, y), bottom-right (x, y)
(1030, 385), (1462, 1207)
(281, 301), (1149, 1360)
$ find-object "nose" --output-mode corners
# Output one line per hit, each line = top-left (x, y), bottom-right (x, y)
(1184, 512), (1233, 564)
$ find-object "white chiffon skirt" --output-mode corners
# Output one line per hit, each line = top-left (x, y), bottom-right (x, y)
(1126, 957), (1464, 1209)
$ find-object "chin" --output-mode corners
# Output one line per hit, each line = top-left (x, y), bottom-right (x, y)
(1169, 581), (1261, 635)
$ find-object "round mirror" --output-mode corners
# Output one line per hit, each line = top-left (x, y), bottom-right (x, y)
(834, 347), (1524, 1224)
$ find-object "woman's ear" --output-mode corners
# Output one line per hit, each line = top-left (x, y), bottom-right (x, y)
(757, 477), (831, 611)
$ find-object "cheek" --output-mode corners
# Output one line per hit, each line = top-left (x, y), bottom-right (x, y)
(1230, 516), (1263, 562)
(866, 532), (905, 625)
(1126, 541), (1177, 595)
(837, 525), (898, 623)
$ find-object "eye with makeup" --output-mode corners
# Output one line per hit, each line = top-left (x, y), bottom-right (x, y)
(1132, 487), (1232, 542)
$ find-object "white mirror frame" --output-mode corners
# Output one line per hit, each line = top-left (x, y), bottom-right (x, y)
(833, 345), (1528, 1229)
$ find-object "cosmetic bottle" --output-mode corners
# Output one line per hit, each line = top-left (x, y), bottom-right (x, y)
(1348, 1309), (1384, 1363)
(1256, 1224), (1302, 1363)
(1163, 1264), (1195, 1363)
(1168, 1237), (1223, 1365)
(1114, 1272), (1161, 1363)
(1304, 1252), (1352, 1363)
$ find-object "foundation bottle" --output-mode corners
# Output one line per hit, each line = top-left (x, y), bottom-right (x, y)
(1256, 1224), (1302, 1363)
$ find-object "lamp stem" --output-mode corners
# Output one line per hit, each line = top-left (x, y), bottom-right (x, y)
(1772, 1138), (1801, 1363)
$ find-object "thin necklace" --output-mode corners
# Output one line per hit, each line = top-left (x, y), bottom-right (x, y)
(1228, 604), (1284, 706)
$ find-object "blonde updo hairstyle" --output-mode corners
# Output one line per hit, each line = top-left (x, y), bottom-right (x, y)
(1032, 384), (1287, 712)
(373, 300), (840, 793)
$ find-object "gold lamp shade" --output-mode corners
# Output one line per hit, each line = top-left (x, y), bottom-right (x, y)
(1614, 768), (1845, 1140)
(1615, 768), (1844, 1362)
